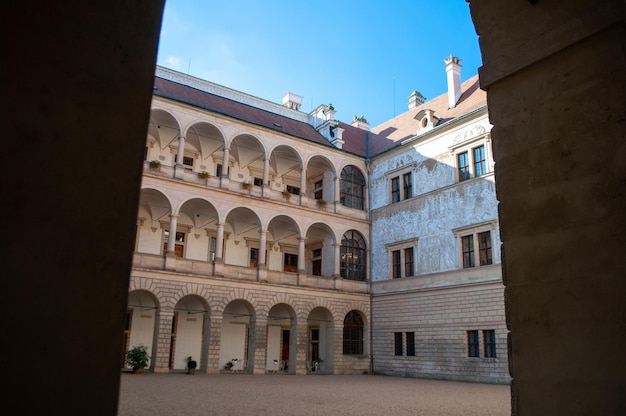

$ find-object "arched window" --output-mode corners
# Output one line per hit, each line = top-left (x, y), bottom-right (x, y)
(340, 230), (366, 281)
(343, 311), (364, 355)
(340, 165), (365, 210)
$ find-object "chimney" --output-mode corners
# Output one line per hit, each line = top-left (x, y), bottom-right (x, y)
(351, 115), (370, 131)
(444, 55), (462, 108)
(282, 92), (303, 111)
(408, 91), (425, 110)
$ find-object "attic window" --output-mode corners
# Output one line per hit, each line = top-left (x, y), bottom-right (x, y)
(273, 122), (282, 128)
(421, 118), (428, 128)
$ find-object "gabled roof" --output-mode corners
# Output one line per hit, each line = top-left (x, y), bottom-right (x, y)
(153, 76), (342, 152)
(368, 75), (486, 155)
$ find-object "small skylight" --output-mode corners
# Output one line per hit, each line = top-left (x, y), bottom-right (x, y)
(273, 122), (282, 128)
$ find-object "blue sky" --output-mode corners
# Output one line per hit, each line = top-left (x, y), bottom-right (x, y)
(157, 0), (482, 127)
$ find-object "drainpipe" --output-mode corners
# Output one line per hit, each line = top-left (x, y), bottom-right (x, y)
(365, 131), (374, 376)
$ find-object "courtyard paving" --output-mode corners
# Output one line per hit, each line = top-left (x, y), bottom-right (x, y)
(118, 372), (511, 416)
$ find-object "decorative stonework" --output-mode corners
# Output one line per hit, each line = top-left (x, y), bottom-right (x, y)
(452, 124), (487, 146)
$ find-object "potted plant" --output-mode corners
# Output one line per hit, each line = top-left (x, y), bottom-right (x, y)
(316, 198), (327, 207)
(282, 190), (291, 199)
(149, 160), (161, 170)
(186, 356), (197, 374)
(224, 358), (238, 370)
(241, 181), (250, 190)
(126, 345), (150, 374)
(198, 171), (209, 179)
(313, 357), (324, 373)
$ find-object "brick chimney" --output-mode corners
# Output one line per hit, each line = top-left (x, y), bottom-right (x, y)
(444, 55), (462, 109)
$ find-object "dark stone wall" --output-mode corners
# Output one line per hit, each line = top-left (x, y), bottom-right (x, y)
(468, 1), (626, 414)
(3, 2), (165, 414)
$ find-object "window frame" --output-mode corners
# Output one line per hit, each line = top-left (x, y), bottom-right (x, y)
(385, 163), (416, 204)
(160, 222), (191, 258)
(453, 221), (496, 269)
(244, 237), (270, 268)
(340, 165), (366, 210)
(467, 330), (480, 358)
(342, 311), (364, 355)
(385, 238), (418, 279)
(483, 329), (497, 358)
(406, 332), (415, 356)
(393, 332), (403, 356)
(340, 231), (367, 282)
(450, 133), (492, 182)
(313, 179), (323, 200)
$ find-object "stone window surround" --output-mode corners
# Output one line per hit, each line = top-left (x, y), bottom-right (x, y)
(384, 162), (417, 204)
(449, 133), (492, 182)
(452, 220), (496, 269)
(384, 238), (418, 280)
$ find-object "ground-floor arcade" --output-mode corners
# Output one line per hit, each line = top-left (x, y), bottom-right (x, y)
(124, 269), (371, 375)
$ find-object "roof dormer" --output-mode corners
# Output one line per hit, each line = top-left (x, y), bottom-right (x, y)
(414, 109), (439, 133)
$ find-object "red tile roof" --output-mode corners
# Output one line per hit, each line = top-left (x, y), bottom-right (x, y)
(153, 73), (486, 159)
(153, 76), (340, 151)
(368, 75), (487, 155)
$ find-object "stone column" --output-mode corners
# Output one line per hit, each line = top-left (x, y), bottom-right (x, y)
(258, 230), (268, 282)
(262, 158), (270, 197)
(299, 167), (307, 204)
(174, 136), (186, 179)
(214, 222), (225, 276)
(164, 214), (178, 270)
(205, 314), (222, 373)
(153, 309), (174, 373)
(252, 316), (267, 374)
(333, 243), (341, 279)
(220, 147), (230, 188)
(297, 237), (306, 273)
(334, 175), (340, 212)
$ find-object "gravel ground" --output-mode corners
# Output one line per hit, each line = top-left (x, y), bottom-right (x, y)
(118, 372), (510, 416)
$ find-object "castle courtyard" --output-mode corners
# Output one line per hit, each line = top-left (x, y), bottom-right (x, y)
(118, 373), (510, 415)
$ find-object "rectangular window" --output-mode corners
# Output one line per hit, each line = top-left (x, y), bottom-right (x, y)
(182, 156), (194, 167)
(386, 240), (418, 279)
(284, 253), (298, 273)
(163, 230), (185, 257)
(311, 248), (322, 276)
(473, 145), (486, 177)
(394, 332), (403, 356)
(250, 247), (259, 268)
(406, 332), (415, 356)
(467, 330), (480, 358)
(483, 330), (496, 358)
(404, 247), (414, 277)
(209, 236), (216, 262)
(286, 185), (300, 195)
(462, 235), (475, 268)
(392, 250), (401, 279)
(458, 152), (471, 181)
(403, 172), (412, 199)
(216, 164), (222, 177)
(391, 177), (400, 203)
(314, 180), (323, 200)
(478, 231), (493, 266)
(253, 177), (263, 186)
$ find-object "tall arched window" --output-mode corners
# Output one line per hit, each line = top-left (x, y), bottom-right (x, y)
(340, 165), (365, 210)
(340, 230), (366, 281)
(343, 310), (364, 355)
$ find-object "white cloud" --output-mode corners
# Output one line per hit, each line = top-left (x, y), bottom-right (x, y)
(166, 56), (181, 68)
